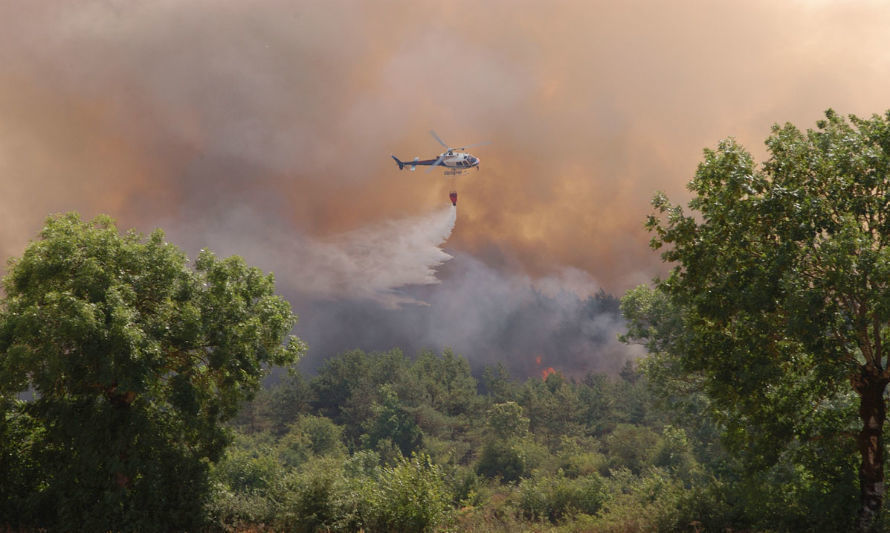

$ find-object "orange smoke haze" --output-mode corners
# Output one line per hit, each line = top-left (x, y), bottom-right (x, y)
(2, 1), (890, 294)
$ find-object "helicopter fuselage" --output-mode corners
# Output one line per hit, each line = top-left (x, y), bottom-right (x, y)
(392, 150), (480, 173)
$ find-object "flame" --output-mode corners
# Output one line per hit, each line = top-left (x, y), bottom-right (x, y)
(536, 355), (557, 379)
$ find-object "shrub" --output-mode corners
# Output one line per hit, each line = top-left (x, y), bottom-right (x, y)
(368, 453), (450, 532)
(595, 467), (686, 532)
(276, 457), (348, 533)
(603, 423), (660, 474)
(277, 415), (346, 468)
(517, 471), (607, 523)
(212, 443), (281, 493)
(476, 440), (528, 483)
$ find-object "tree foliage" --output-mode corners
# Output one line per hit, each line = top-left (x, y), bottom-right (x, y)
(0, 213), (304, 530)
(638, 109), (890, 530)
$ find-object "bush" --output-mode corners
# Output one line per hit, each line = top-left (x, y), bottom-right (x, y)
(595, 467), (686, 532)
(476, 437), (548, 483)
(276, 457), (349, 533)
(517, 471), (607, 523)
(205, 482), (277, 531)
(603, 423), (660, 475)
(212, 442), (281, 493)
(368, 453), (451, 532)
(277, 415), (346, 468)
(206, 438), (283, 529)
(556, 436), (607, 479)
(476, 440), (528, 483)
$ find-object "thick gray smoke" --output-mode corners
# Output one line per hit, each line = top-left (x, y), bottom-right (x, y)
(162, 201), (637, 378)
(292, 253), (644, 379)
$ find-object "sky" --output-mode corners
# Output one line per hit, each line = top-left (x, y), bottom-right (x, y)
(2, 1), (890, 377)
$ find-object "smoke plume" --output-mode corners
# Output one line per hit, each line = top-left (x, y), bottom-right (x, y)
(293, 253), (644, 378)
(3, 2), (890, 376)
(157, 202), (457, 307)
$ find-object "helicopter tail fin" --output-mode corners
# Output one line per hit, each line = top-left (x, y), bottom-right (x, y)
(391, 155), (405, 170)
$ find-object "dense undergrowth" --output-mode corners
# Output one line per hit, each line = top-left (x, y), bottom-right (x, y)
(206, 346), (861, 532)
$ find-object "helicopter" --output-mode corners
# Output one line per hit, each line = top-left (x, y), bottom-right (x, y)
(391, 130), (487, 177)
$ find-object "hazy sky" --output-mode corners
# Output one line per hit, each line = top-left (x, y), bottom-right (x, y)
(3, 1), (890, 375)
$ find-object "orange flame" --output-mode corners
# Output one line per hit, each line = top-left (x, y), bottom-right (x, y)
(541, 367), (556, 379)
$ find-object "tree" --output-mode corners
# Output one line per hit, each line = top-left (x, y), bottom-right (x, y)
(518, 372), (584, 446)
(641, 110), (890, 531)
(409, 349), (478, 417)
(481, 362), (516, 403)
(362, 384), (423, 457)
(476, 402), (532, 483)
(0, 213), (304, 530)
(310, 349), (410, 448)
(487, 401), (529, 440)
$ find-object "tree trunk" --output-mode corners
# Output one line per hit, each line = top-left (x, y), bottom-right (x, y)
(854, 369), (888, 533)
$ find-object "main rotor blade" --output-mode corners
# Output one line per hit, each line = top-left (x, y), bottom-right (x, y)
(426, 153), (446, 173)
(456, 140), (491, 151)
(429, 130), (449, 150)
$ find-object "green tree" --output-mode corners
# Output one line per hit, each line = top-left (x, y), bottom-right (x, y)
(642, 110), (890, 531)
(311, 349), (410, 448)
(577, 373), (615, 435)
(410, 349), (478, 417)
(233, 370), (313, 436)
(481, 362), (517, 403)
(362, 384), (423, 457)
(476, 402), (534, 483)
(487, 401), (530, 440)
(519, 372), (584, 446)
(0, 213), (304, 530)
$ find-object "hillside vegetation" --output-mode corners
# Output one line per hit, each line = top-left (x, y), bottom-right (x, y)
(205, 346), (858, 532)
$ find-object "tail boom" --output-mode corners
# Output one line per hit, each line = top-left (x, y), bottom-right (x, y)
(391, 155), (430, 171)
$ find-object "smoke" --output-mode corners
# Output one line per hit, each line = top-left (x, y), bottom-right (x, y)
(2, 2), (890, 376)
(293, 253), (644, 378)
(162, 199), (639, 379)
(162, 203), (457, 307)
(5, 2), (890, 291)
(164, 197), (639, 379)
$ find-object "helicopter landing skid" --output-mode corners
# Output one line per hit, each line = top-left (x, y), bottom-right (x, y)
(443, 169), (466, 176)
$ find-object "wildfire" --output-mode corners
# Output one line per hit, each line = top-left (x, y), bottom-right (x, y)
(535, 355), (558, 380)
